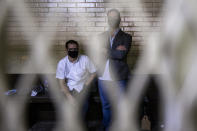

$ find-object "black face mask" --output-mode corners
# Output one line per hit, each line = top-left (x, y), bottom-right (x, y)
(68, 51), (78, 58)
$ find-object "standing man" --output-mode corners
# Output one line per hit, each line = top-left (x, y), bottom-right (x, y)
(56, 40), (96, 102)
(97, 9), (132, 130)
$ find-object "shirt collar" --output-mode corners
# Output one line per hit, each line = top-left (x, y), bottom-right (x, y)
(114, 28), (120, 36)
(66, 55), (80, 64)
(109, 28), (120, 38)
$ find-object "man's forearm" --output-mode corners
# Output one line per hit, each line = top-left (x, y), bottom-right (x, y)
(58, 79), (72, 97)
(85, 73), (96, 87)
(110, 49), (127, 60)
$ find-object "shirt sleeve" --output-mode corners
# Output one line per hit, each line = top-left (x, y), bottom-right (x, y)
(56, 60), (65, 79)
(85, 56), (97, 74)
(109, 34), (132, 60)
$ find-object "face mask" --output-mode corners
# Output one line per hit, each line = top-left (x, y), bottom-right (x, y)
(108, 17), (120, 28)
(68, 51), (78, 58)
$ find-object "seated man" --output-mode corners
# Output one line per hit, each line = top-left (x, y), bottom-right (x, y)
(56, 40), (96, 102)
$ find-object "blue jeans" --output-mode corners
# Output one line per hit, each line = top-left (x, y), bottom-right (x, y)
(98, 79), (127, 131)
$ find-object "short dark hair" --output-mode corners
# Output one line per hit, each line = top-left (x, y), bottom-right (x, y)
(107, 9), (121, 18)
(65, 40), (79, 49)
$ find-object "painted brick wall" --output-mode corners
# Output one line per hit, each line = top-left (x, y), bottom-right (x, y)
(5, 0), (163, 73)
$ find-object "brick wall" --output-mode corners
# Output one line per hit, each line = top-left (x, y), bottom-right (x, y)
(4, 0), (163, 73)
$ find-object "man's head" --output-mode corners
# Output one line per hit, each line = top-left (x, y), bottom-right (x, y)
(65, 40), (79, 58)
(107, 9), (121, 29)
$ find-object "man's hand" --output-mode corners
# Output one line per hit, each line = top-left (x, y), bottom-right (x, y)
(58, 79), (77, 105)
(84, 72), (96, 88)
(67, 93), (77, 105)
(116, 45), (126, 51)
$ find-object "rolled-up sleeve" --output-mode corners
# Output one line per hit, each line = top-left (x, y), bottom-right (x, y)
(56, 60), (65, 79)
(109, 35), (132, 60)
(86, 56), (97, 73)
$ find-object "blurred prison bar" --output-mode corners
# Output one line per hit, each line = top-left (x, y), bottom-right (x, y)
(1, 0), (197, 131)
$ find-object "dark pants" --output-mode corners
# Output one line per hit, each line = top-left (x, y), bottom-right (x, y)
(98, 79), (127, 131)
